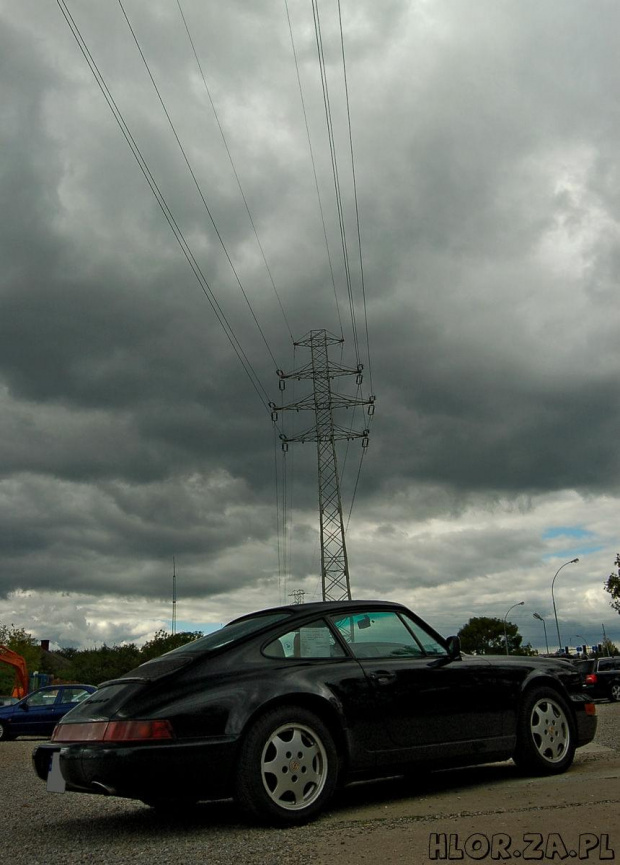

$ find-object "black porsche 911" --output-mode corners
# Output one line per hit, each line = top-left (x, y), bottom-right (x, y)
(33, 600), (597, 825)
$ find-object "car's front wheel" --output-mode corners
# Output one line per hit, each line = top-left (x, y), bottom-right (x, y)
(235, 705), (338, 826)
(513, 687), (575, 775)
(609, 680), (620, 702)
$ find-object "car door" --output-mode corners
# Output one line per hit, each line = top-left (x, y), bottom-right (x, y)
(15, 688), (61, 736)
(329, 610), (505, 757)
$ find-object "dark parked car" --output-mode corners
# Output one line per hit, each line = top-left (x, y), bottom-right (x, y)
(573, 657), (620, 702)
(0, 685), (96, 740)
(33, 601), (596, 825)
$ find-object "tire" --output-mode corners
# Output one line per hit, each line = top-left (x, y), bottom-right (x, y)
(234, 705), (338, 826)
(513, 687), (575, 775)
(609, 681), (620, 702)
(0, 721), (15, 742)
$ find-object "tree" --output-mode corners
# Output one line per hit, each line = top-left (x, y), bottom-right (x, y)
(604, 553), (620, 615)
(458, 616), (534, 656)
(65, 643), (141, 686)
(597, 637), (619, 658)
(140, 629), (202, 663)
(58, 630), (204, 686)
(0, 624), (41, 693)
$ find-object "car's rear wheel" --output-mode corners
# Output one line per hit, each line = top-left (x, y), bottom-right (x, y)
(609, 681), (620, 702)
(235, 705), (338, 826)
(513, 687), (575, 775)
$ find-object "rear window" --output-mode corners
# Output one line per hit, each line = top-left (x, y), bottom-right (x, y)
(161, 611), (293, 657)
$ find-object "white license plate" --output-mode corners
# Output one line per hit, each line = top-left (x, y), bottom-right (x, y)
(47, 752), (66, 794)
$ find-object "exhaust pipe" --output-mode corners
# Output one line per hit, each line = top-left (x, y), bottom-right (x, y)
(91, 781), (116, 796)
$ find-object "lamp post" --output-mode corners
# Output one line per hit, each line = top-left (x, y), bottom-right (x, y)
(504, 601), (524, 655)
(533, 612), (549, 655)
(551, 558), (579, 653)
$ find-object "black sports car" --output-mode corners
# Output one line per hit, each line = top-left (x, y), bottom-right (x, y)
(33, 600), (596, 825)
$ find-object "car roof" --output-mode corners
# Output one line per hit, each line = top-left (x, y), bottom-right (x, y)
(229, 599), (409, 625)
(29, 684), (96, 692)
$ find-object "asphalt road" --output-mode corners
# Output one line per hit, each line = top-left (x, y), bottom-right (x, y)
(1, 703), (618, 865)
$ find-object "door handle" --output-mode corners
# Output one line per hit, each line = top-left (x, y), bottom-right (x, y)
(369, 670), (396, 686)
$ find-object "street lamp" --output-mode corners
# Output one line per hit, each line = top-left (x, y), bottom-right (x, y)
(504, 601), (524, 655)
(533, 612), (549, 655)
(551, 558), (579, 653)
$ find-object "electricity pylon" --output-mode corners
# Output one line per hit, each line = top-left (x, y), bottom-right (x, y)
(270, 329), (374, 601)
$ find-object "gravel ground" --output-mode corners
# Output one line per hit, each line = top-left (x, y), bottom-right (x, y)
(1, 703), (618, 865)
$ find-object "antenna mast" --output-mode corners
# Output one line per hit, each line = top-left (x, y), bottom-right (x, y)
(271, 329), (374, 601)
(171, 556), (177, 635)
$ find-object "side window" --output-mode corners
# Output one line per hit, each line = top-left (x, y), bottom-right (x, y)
(330, 611), (425, 659)
(60, 688), (91, 705)
(264, 619), (345, 659)
(400, 614), (447, 657)
(26, 689), (60, 707)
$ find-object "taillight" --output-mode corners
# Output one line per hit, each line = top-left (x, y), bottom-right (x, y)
(52, 719), (174, 743)
(585, 673), (598, 685)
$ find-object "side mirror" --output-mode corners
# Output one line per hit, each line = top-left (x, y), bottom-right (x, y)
(446, 635), (461, 660)
(19, 702), (29, 712)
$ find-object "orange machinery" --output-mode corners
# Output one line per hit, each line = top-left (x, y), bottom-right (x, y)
(0, 646), (28, 698)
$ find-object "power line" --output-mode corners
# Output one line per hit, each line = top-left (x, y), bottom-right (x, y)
(284, 0), (343, 338)
(311, 0), (361, 367)
(337, 0), (373, 394)
(57, 0), (274, 414)
(176, 0), (295, 345)
(117, 0), (280, 373)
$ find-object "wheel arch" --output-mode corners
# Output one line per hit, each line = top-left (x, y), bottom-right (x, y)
(518, 673), (575, 707)
(239, 693), (350, 775)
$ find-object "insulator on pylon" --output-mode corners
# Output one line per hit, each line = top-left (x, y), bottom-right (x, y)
(279, 378), (286, 391)
(362, 436), (369, 448)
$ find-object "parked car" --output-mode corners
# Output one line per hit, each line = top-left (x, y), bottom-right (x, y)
(0, 684), (96, 740)
(0, 696), (18, 708)
(573, 657), (620, 702)
(33, 601), (596, 825)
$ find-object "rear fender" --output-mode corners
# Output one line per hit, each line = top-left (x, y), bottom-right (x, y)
(233, 689), (351, 777)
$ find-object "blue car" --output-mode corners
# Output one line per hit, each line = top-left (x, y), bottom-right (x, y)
(0, 684), (96, 740)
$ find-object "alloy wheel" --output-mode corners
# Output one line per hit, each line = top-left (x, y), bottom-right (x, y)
(529, 696), (570, 763)
(260, 721), (328, 811)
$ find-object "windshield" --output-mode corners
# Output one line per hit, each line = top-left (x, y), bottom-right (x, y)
(160, 611), (293, 657)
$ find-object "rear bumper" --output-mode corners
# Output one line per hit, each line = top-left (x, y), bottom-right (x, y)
(573, 699), (597, 747)
(33, 737), (239, 801)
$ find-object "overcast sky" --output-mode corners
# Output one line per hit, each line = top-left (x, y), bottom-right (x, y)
(1, 0), (619, 652)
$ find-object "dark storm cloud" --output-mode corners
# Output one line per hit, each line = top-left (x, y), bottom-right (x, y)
(0, 0), (619, 637)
